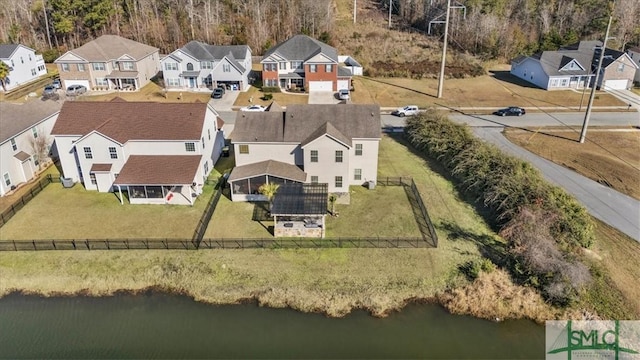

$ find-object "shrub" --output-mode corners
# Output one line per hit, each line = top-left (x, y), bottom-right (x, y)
(262, 93), (273, 101)
(261, 86), (281, 93)
(42, 48), (61, 63)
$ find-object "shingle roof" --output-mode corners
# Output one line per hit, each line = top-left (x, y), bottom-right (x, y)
(180, 41), (247, 73)
(90, 163), (112, 172)
(228, 160), (307, 183)
(300, 121), (351, 147)
(629, 46), (640, 53)
(113, 155), (200, 185)
(60, 35), (158, 62)
(232, 104), (380, 144)
(14, 151), (31, 161)
(0, 100), (62, 144)
(265, 101), (284, 112)
(337, 66), (352, 77)
(0, 44), (20, 59)
(263, 35), (338, 62)
(51, 101), (208, 142)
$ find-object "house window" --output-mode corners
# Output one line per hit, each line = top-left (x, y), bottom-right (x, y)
(202, 137), (205, 148)
(561, 79), (568, 87)
(20, 57), (24, 64)
(263, 63), (276, 71)
(208, 128), (211, 140)
(185, 142), (195, 152)
(109, 147), (118, 159)
(10, 138), (17, 151)
(3, 173), (11, 187)
(61, 63), (69, 72)
(279, 62), (286, 70)
(11, 60), (14, 67)
(29, 54), (32, 61)
(311, 176), (318, 184)
(95, 78), (108, 86)
(77, 63), (85, 72)
(166, 78), (180, 87)
(290, 61), (302, 70)
(325, 64), (333, 72)
(204, 161), (209, 174)
(83, 147), (93, 159)
(354, 169), (362, 181)
(165, 62), (178, 71)
(551, 79), (559, 87)
(92, 62), (106, 71)
(335, 176), (343, 188)
(335, 150), (343, 163)
(186, 63), (194, 71)
(355, 144), (362, 156)
(32, 128), (38, 138)
(201, 61), (213, 69)
(264, 79), (278, 87)
(121, 62), (134, 71)
(310, 64), (317, 73)
(90, 173), (97, 185)
(34, 155), (39, 167)
(310, 150), (318, 162)
(114, 173), (119, 179)
(239, 145), (249, 154)
(31, 68), (37, 76)
(223, 64), (231, 72)
(618, 63), (625, 72)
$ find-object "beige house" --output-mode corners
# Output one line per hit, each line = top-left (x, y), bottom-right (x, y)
(51, 99), (225, 205)
(54, 35), (160, 92)
(229, 104), (380, 201)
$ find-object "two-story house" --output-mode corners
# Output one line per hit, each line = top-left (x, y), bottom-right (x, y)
(511, 41), (638, 90)
(228, 104), (380, 201)
(51, 99), (225, 205)
(0, 101), (61, 196)
(261, 35), (352, 92)
(54, 35), (160, 92)
(625, 46), (640, 84)
(161, 41), (252, 91)
(0, 44), (47, 91)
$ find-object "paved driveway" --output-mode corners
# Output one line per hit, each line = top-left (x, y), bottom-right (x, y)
(308, 91), (341, 104)
(208, 90), (240, 111)
(606, 89), (640, 113)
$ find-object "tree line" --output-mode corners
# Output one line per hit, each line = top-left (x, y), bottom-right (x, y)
(0, 0), (637, 63)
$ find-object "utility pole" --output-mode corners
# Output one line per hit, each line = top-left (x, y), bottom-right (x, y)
(388, 0), (392, 28)
(353, 0), (356, 24)
(579, 13), (613, 144)
(42, 0), (52, 49)
(437, 0), (451, 99)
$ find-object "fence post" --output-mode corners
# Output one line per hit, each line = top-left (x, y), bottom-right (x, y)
(72, 240), (76, 250)
(32, 240), (36, 251)
(13, 240), (16, 251)
(52, 240), (56, 250)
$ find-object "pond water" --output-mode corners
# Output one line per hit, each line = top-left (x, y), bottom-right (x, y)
(0, 293), (545, 359)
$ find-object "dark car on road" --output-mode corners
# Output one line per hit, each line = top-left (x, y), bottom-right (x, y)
(494, 106), (526, 116)
(211, 88), (224, 99)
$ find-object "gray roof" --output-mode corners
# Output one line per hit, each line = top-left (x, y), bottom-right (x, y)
(0, 100), (62, 144)
(58, 35), (158, 62)
(266, 101), (284, 112)
(232, 104), (380, 144)
(0, 44), (20, 59)
(263, 35), (338, 62)
(300, 121), (351, 147)
(180, 41), (248, 73)
(228, 160), (307, 183)
(337, 66), (352, 77)
(343, 57), (362, 67)
(527, 41), (629, 77)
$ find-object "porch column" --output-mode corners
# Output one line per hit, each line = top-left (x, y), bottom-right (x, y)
(116, 185), (124, 205)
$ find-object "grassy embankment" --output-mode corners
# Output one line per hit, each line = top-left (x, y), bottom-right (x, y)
(0, 135), (562, 321)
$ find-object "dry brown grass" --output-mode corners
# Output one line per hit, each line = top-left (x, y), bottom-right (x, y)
(76, 82), (211, 103)
(234, 85), (308, 107)
(504, 128), (640, 200)
(352, 75), (627, 109)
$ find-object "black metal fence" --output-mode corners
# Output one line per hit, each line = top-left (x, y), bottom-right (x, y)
(0, 174), (60, 228)
(0, 237), (428, 251)
(192, 179), (225, 247)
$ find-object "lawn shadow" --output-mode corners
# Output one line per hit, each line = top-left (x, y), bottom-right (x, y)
(438, 219), (507, 266)
(402, 183), (438, 247)
(362, 76), (437, 99)
(251, 201), (274, 235)
(489, 70), (539, 89)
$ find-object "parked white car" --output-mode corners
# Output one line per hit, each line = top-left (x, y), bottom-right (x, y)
(337, 89), (350, 100)
(392, 105), (419, 117)
(240, 105), (266, 112)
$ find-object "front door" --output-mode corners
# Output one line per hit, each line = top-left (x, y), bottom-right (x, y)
(189, 77), (196, 88)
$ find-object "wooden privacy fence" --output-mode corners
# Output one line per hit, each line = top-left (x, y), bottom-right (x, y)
(0, 174), (60, 228)
(0, 237), (428, 251)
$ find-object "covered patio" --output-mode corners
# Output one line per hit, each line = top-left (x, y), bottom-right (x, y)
(113, 155), (202, 205)
(227, 160), (307, 202)
(106, 71), (139, 90)
(271, 183), (328, 238)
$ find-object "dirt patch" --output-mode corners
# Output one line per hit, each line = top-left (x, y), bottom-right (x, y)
(504, 128), (640, 200)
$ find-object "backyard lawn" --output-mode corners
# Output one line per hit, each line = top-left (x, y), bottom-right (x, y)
(234, 85), (308, 107)
(76, 82), (211, 103)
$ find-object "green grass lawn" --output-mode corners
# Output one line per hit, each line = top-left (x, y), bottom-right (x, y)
(0, 182), (214, 240)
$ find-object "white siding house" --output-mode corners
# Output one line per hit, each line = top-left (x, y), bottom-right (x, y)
(0, 101), (61, 196)
(161, 41), (252, 91)
(0, 44), (47, 91)
(229, 104), (380, 201)
(51, 100), (225, 205)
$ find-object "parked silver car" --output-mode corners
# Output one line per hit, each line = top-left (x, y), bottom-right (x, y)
(66, 85), (87, 96)
(392, 105), (419, 117)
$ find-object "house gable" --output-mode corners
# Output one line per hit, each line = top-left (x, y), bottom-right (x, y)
(559, 57), (585, 72)
(261, 53), (286, 63)
(305, 52), (336, 64)
(117, 54), (135, 61)
(54, 51), (88, 63)
(74, 130), (123, 147)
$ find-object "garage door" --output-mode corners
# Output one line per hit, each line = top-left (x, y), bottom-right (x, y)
(308, 81), (333, 92)
(63, 79), (90, 89)
(337, 79), (349, 90)
(603, 79), (628, 90)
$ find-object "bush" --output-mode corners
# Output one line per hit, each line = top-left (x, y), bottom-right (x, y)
(42, 48), (61, 63)
(261, 86), (281, 93)
(262, 93), (273, 101)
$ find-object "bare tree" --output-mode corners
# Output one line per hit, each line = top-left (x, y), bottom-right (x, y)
(29, 129), (52, 171)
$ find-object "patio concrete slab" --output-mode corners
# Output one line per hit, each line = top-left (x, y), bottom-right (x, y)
(209, 90), (240, 112)
(308, 91), (341, 104)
